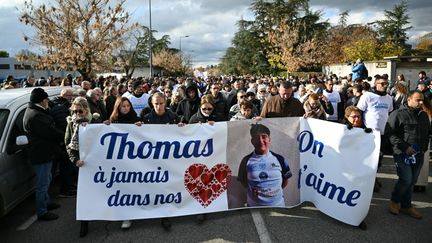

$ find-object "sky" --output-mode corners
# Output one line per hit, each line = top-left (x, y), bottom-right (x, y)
(0, 0), (431, 67)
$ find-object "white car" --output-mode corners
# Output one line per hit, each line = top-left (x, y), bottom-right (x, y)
(0, 86), (65, 216)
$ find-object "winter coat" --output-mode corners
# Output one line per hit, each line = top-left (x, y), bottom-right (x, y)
(303, 101), (326, 120)
(260, 95), (305, 118)
(176, 83), (200, 123)
(142, 109), (180, 124)
(189, 110), (220, 124)
(111, 109), (139, 124)
(352, 63), (366, 81)
(86, 96), (107, 123)
(23, 103), (64, 165)
(385, 104), (431, 155)
(64, 114), (92, 164)
(49, 96), (71, 131)
(212, 92), (229, 121)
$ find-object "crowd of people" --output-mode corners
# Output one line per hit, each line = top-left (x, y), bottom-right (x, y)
(11, 66), (432, 236)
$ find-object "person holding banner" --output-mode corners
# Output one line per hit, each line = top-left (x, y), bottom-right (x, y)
(386, 91), (430, 220)
(189, 94), (222, 124)
(141, 92), (181, 125)
(189, 94), (222, 222)
(64, 97), (94, 237)
(238, 124), (292, 207)
(343, 106), (372, 133)
(135, 92), (184, 230)
(109, 97), (139, 124)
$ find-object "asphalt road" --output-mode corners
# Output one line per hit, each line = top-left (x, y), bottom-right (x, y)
(1, 156), (431, 243)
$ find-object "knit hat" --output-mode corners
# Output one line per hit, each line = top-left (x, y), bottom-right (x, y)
(132, 80), (142, 90)
(30, 88), (48, 103)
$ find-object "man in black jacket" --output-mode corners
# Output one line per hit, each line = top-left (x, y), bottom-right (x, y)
(385, 91), (430, 219)
(50, 88), (77, 197)
(23, 88), (64, 221)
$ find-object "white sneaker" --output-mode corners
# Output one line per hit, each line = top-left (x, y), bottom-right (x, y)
(121, 220), (131, 229)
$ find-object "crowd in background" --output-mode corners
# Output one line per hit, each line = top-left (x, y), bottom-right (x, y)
(6, 64), (432, 235)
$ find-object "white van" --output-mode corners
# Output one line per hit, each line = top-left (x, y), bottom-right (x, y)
(0, 87), (64, 216)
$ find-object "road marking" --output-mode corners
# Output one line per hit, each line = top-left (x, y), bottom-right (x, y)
(250, 209), (273, 243)
(377, 172), (432, 182)
(16, 215), (37, 231)
(269, 211), (311, 219)
(300, 206), (319, 211)
(372, 197), (432, 208)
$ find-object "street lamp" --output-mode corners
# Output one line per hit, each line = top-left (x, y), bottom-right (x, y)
(149, 0), (153, 78)
(179, 35), (190, 52)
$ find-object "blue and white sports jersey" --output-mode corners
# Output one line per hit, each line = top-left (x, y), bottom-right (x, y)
(238, 151), (292, 207)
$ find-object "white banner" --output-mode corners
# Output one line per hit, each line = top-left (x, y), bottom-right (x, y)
(298, 118), (380, 225)
(76, 118), (380, 226)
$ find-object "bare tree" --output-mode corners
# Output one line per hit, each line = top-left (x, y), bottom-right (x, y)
(19, 0), (137, 79)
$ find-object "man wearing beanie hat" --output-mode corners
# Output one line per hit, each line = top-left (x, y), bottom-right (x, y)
(23, 88), (64, 221)
(122, 79), (150, 117)
(237, 124), (292, 207)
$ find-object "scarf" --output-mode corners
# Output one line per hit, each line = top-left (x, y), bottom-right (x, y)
(304, 101), (325, 119)
(67, 115), (90, 151)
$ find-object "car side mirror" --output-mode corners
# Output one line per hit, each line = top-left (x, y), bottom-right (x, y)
(16, 135), (29, 146)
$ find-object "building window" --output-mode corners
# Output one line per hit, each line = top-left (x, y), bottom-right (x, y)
(0, 64), (10, 70)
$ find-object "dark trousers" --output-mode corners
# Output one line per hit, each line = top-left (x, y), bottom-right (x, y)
(391, 153), (424, 208)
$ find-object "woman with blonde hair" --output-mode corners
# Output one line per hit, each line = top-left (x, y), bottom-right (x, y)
(189, 94), (221, 124)
(169, 90), (185, 112)
(64, 97), (93, 237)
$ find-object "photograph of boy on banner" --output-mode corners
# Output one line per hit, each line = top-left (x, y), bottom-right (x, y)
(237, 124), (293, 207)
(226, 118), (300, 209)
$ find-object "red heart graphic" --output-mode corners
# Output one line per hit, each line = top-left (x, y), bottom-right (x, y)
(215, 170), (227, 183)
(201, 173), (214, 186)
(199, 189), (213, 203)
(189, 165), (203, 179)
(184, 163), (232, 208)
(186, 182), (196, 192)
(211, 184), (221, 192)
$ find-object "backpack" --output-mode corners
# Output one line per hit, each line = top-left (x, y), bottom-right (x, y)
(362, 66), (369, 79)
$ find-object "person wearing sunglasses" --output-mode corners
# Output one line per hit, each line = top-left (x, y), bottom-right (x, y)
(343, 106), (372, 132)
(64, 97), (95, 237)
(357, 75), (394, 192)
(189, 95), (221, 124)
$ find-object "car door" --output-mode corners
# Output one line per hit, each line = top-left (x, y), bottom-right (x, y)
(0, 106), (35, 216)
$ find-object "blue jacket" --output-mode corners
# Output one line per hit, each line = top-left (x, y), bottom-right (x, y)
(352, 63), (366, 81)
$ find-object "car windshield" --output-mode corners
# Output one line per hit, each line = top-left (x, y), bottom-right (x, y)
(0, 109), (10, 140)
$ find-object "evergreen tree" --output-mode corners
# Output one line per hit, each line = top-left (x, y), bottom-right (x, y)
(376, 1), (412, 52)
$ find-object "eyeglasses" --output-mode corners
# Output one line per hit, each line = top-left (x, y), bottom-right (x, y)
(238, 96), (246, 98)
(259, 90), (266, 93)
(165, 91), (171, 94)
(349, 115), (361, 119)
(201, 108), (213, 111)
(72, 109), (84, 114)
(377, 82), (389, 86)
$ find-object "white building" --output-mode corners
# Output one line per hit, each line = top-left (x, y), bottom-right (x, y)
(0, 57), (80, 81)
(322, 56), (432, 90)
